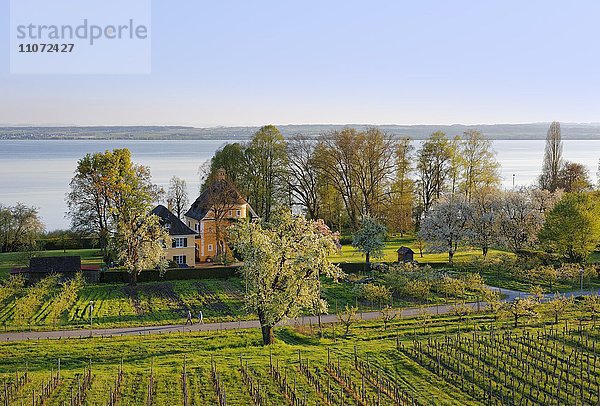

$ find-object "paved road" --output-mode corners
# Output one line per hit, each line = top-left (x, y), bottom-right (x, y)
(0, 302), (483, 342)
(0, 286), (596, 343)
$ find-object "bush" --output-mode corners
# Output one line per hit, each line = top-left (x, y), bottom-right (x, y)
(360, 283), (391, 305)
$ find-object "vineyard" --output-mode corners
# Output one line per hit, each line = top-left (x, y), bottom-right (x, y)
(0, 305), (598, 405)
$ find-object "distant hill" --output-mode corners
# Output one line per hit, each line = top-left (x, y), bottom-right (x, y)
(1, 123), (600, 140)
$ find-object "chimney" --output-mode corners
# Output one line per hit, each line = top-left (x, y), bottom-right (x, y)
(167, 198), (174, 212)
(216, 168), (226, 181)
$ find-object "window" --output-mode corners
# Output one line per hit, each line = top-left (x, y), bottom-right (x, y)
(228, 210), (232, 216)
(194, 223), (198, 231)
(173, 255), (186, 265)
(207, 244), (213, 252)
(236, 209), (241, 217)
(172, 237), (187, 248)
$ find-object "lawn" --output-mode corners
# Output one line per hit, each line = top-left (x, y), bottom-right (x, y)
(329, 234), (510, 265)
(0, 303), (596, 405)
(0, 248), (103, 279)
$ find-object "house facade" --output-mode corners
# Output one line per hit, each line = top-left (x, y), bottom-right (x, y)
(184, 169), (257, 263)
(151, 205), (197, 267)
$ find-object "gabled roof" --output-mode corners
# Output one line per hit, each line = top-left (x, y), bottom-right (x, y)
(185, 179), (258, 221)
(397, 246), (414, 253)
(151, 205), (197, 236)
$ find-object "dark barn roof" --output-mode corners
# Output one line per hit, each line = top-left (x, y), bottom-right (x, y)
(152, 205), (197, 236)
(29, 256), (81, 274)
(397, 246), (414, 254)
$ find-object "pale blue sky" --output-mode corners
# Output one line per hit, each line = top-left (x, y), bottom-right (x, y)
(1, 1), (600, 126)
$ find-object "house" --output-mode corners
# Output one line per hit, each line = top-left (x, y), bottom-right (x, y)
(151, 204), (197, 267)
(397, 246), (415, 263)
(184, 169), (257, 263)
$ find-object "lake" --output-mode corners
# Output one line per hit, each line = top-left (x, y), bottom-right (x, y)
(0, 139), (599, 230)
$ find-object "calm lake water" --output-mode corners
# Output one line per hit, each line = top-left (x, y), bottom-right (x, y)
(0, 139), (599, 230)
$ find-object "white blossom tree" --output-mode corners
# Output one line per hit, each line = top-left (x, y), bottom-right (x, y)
(114, 211), (170, 285)
(352, 216), (387, 269)
(418, 198), (472, 263)
(497, 189), (544, 254)
(228, 210), (341, 345)
(467, 190), (501, 258)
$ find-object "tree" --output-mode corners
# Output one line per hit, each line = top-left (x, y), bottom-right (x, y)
(452, 301), (473, 322)
(482, 288), (502, 321)
(386, 138), (415, 236)
(379, 305), (397, 330)
(114, 210), (169, 285)
(545, 293), (573, 325)
(315, 128), (397, 229)
(468, 189), (500, 258)
(539, 121), (563, 192)
(167, 176), (189, 219)
(228, 209), (340, 345)
(352, 216), (387, 269)
(418, 198), (472, 263)
(583, 294), (600, 325)
(0, 203), (45, 252)
(200, 143), (248, 194)
(338, 304), (358, 337)
(557, 162), (592, 193)
(459, 130), (500, 202)
(202, 170), (245, 261)
(286, 136), (322, 219)
(415, 131), (452, 214)
(504, 297), (538, 328)
(245, 126), (289, 221)
(496, 189), (544, 254)
(67, 149), (161, 263)
(360, 283), (392, 306)
(538, 192), (600, 263)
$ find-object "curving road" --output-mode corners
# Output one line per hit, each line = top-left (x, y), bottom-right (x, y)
(0, 286), (596, 343)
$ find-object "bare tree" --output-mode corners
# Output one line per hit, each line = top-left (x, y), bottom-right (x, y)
(459, 130), (500, 202)
(315, 128), (397, 229)
(338, 304), (358, 337)
(416, 131), (452, 214)
(202, 170), (245, 261)
(539, 121), (563, 192)
(167, 176), (189, 219)
(286, 136), (321, 218)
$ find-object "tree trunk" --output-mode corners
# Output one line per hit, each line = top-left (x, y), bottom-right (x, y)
(129, 271), (137, 286)
(365, 252), (370, 271)
(448, 250), (454, 264)
(261, 325), (274, 345)
(482, 246), (488, 258)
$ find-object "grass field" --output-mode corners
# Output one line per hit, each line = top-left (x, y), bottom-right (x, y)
(329, 235), (511, 265)
(0, 249), (103, 279)
(0, 304), (597, 405)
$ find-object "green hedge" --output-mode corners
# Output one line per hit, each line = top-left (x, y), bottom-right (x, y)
(99, 265), (239, 283)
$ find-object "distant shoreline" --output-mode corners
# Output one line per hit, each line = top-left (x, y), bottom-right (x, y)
(2, 123), (600, 141)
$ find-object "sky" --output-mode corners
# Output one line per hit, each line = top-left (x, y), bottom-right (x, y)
(1, 0), (600, 126)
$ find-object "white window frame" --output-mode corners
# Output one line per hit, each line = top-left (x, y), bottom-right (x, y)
(207, 243), (213, 252)
(173, 255), (186, 265)
(236, 209), (241, 217)
(173, 237), (186, 248)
